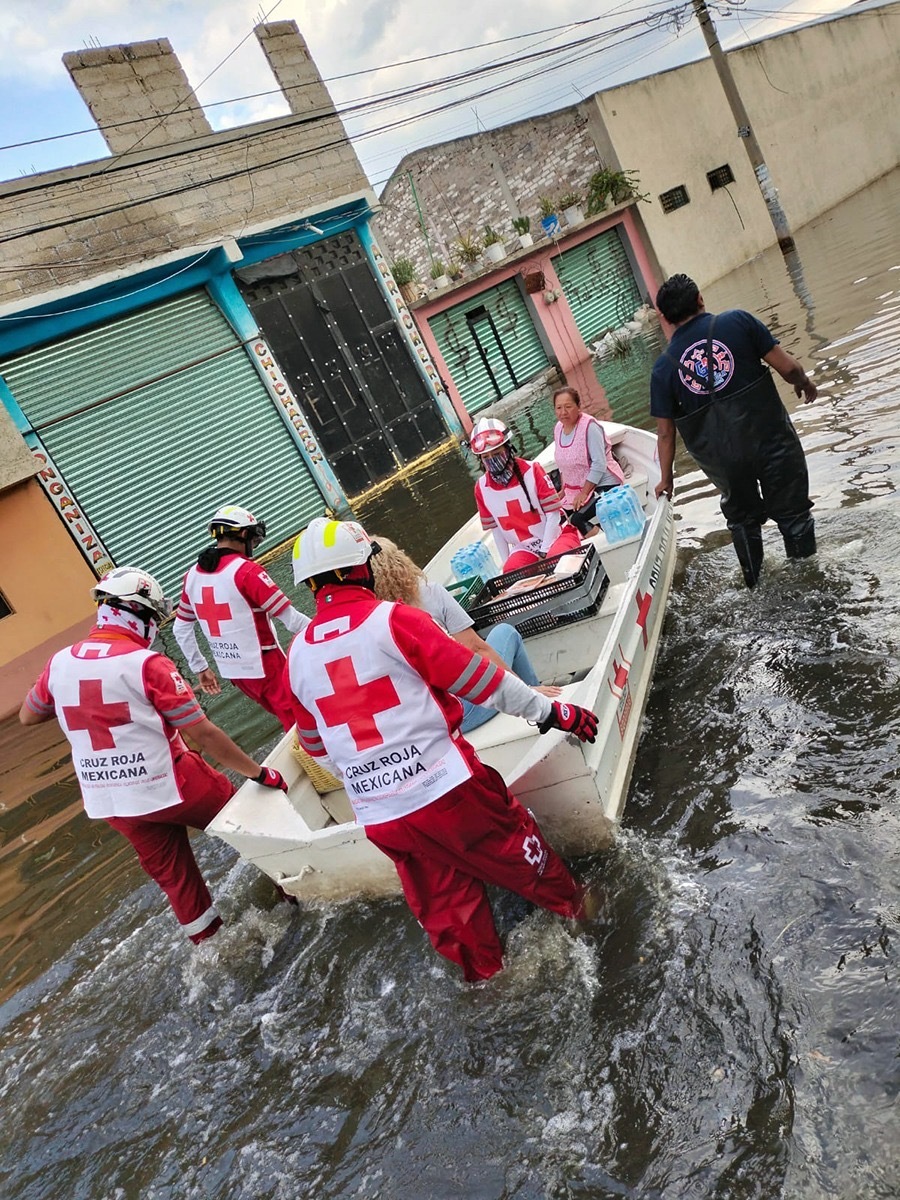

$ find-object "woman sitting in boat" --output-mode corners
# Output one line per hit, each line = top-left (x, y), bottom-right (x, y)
(370, 536), (559, 733)
(469, 417), (582, 573)
(552, 387), (625, 534)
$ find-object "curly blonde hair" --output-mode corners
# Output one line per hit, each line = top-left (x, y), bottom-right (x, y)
(371, 536), (426, 608)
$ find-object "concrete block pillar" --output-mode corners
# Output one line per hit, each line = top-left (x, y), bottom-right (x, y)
(63, 40), (212, 155)
(255, 21), (336, 116)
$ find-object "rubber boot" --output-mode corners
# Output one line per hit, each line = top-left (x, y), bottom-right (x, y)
(730, 524), (764, 589)
(783, 522), (817, 559)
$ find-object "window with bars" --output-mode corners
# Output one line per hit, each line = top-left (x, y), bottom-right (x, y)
(659, 185), (690, 213)
(707, 164), (735, 191)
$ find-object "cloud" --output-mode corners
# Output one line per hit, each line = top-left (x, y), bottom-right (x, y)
(0, 0), (854, 183)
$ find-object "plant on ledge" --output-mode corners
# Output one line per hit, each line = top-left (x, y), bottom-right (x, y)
(511, 215), (531, 234)
(557, 191), (583, 212)
(586, 168), (648, 215)
(455, 232), (482, 264)
(391, 257), (418, 285)
(482, 225), (502, 246)
(538, 195), (558, 219)
(430, 259), (447, 280)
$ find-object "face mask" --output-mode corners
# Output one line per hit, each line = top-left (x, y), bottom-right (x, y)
(96, 604), (158, 645)
(484, 449), (514, 484)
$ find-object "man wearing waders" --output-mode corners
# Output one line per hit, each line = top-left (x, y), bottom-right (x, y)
(650, 274), (817, 588)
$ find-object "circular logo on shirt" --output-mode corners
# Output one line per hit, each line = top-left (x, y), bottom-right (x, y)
(677, 338), (735, 395)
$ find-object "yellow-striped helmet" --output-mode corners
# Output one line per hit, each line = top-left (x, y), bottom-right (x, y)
(292, 518), (375, 585)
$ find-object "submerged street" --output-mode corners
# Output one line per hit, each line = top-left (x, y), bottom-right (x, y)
(1, 169), (899, 1198)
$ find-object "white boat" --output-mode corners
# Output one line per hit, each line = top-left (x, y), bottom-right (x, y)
(207, 421), (676, 901)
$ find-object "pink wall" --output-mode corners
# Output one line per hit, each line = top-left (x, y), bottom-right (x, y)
(412, 205), (660, 432)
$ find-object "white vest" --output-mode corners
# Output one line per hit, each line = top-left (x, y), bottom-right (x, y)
(183, 557), (264, 678)
(48, 643), (182, 819)
(477, 467), (547, 556)
(288, 603), (472, 824)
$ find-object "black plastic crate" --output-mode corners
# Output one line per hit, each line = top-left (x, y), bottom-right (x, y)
(469, 543), (606, 632)
(515, 578), (611, 638)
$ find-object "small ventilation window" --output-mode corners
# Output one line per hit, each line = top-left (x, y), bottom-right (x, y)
(707, 164), (735, 191)
(0, 589), (12, 619)
(659, 185), (690, 214)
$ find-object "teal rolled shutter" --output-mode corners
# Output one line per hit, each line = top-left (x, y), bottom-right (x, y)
(429, 279), (549, 417)
(1, 290), (325, 595)
(555, 228), (642, 347)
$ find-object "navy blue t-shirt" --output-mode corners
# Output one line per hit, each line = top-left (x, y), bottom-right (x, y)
(650, 310), (778, 418)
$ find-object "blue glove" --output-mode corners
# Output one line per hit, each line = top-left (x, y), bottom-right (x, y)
(537, 701), (598, 743)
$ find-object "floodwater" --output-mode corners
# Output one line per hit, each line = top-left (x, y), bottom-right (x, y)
(1, 168), (899, 1199)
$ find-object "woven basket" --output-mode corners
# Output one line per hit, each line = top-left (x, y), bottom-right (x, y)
(290, 737), (343, 794)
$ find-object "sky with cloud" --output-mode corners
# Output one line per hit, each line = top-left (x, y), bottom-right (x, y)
(0, 0), (851, 187)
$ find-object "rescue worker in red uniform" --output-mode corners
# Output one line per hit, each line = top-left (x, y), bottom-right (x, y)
(470, 417), (583, 573)
(19, 566), (288, 945)
(173, 505), (309, 731)
(286, 518), (600, 982)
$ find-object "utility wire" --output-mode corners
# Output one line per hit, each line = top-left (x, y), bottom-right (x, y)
(0, 7), (684, 229)
(0, 2), (681, 156)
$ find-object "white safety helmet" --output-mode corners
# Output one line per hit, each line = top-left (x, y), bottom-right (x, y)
(208, 504), (267, 547)
(292, 517), (376, 586)
(469, 417), (512, 457)
(90, 566), (172, 621)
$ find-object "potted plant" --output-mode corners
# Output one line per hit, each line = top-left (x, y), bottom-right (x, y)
(447, 259), (463, 282)
(538, 195), (560, 237)
(558, 190), (584, 226)
(586, 167), (647, 215)
(391, 256), (420, 304)
(482, 225), (505, 263)
(455, 232), (482, 268)
(512, 215), (533, 249)
(430, 259), (450, 289)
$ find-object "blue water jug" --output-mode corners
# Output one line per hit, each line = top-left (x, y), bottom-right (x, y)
(452, 542), (497, 581)
(614, 485), (646, 537)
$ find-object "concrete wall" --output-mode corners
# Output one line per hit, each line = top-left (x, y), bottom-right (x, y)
(0, 22), (370, 311)
(0, 480), (97, 717)
(376, 104), (602, 280)
(0, 408), (35, 492)
(593, 3), (900, 285)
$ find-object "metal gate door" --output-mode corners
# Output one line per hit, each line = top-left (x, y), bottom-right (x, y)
(555, 227), (642, 346)
(429, 279), (550, 417)
(236, 232), (446, 495)
(1, 291), (326, 593)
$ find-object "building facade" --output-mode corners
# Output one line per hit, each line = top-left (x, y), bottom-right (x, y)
(0, 22), (458, 714)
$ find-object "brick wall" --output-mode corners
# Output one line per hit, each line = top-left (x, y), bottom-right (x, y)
(0, 22), (370, 309)
(375, 102), (603, 279)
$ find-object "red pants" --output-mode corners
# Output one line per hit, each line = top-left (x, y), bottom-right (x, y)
(503, 524), (582, 574)
(365, 754), (584, 981)
(106, 748), (235, 943)
(234, 647), (295, 731)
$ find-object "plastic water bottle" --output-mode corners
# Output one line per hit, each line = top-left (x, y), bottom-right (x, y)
(613, 485), (645, 537)
(473, 541), (498, 580)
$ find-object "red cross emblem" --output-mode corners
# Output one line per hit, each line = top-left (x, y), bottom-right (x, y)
(195, 587), (233, 637)
(635, 589), (652, 648)
(62, 679), (132, 751)
(497, 498), (542, 541)
(316, 656), (402, 752)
